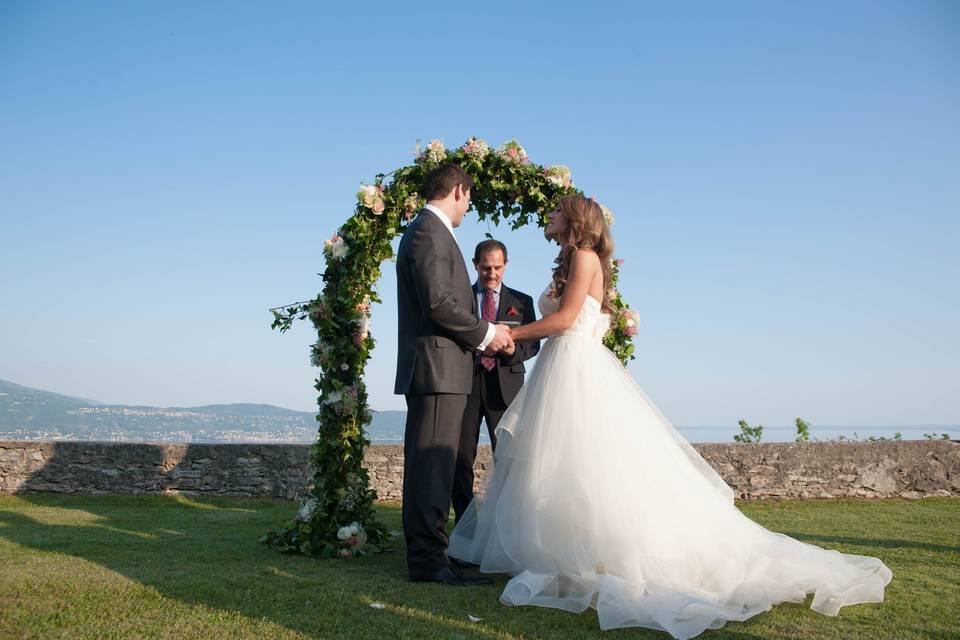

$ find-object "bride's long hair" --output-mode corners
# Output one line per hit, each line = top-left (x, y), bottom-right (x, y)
(549, 194), (615, 313)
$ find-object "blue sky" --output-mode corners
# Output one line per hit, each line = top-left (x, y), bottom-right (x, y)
(1, 1), (957, 427)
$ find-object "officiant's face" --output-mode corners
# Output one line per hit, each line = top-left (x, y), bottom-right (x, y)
(474, 248), (506, 291)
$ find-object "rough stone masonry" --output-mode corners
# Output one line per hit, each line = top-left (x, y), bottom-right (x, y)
(1, 440), (957, 501)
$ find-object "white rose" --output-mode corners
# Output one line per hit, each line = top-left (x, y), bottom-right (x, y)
(329, 237), (348, 260)
(339, 363), (349, 371)
(337, 526), (352, 540)
(324, 390), (343, 405)
(599, 204), (615, 226)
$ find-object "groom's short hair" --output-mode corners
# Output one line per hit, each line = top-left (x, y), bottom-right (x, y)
(424, 163), (474, 200)
(474, 239), (508, 263)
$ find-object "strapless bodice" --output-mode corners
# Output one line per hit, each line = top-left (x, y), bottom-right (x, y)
(538, 286), (611, 341)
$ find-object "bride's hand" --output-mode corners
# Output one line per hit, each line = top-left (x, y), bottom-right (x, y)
(503, 332), (516, 356)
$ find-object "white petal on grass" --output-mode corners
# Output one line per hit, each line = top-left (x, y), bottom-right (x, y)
(369, 602), (386, 610)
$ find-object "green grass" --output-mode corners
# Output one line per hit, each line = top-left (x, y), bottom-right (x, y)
(0, 495), (957, 639)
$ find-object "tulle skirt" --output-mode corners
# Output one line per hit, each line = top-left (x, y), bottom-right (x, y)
(448, 332), (892, 639)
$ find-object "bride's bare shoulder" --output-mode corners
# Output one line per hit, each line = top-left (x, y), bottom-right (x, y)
(571, 248), (601, 269)
(571, 247), (600, 258)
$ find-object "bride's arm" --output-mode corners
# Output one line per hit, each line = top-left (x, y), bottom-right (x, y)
(510, 250), (597, 342)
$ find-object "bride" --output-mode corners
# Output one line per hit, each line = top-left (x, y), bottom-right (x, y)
(447, 194), (892, 639)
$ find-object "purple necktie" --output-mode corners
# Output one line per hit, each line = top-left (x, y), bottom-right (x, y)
(480, 289), (497, 371)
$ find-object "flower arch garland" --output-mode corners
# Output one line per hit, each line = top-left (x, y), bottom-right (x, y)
(265, 138), (641, 557)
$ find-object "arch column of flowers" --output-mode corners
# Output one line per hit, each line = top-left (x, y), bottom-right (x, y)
(265, 138), (641, 557)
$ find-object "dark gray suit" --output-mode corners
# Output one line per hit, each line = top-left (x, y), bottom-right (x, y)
(395, 208), (491, 577)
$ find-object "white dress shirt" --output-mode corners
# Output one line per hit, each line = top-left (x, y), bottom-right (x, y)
(422, 204), (496, 352)
(423, 204), (456, 238)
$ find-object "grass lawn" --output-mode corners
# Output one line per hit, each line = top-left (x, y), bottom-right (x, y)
(0, 494), (957, 640)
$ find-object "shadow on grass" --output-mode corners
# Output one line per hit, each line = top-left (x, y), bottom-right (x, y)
(782, 531), (960, 554)
(0, 493), (775, 640)
(0, 494), (501, 639)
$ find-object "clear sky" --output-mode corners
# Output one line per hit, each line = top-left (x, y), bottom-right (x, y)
(1, 1), (957, 428)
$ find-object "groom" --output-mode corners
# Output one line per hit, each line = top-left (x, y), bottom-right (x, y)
(395, 163), (513, 586)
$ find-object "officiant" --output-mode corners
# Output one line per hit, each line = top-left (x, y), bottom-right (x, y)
(453, 239), (540, 524)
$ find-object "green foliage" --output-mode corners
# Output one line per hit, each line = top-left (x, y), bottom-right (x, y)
(266, 138), (641, 558)
(923, 432), (951, 440)
(795, 417), (811, 442)
(821, 432), (904, 443)
(733, 419), (764, 444)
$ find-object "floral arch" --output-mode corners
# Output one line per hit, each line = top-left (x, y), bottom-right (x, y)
(265, 137), (640, 557)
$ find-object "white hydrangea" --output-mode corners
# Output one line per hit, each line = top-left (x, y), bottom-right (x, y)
(544, 165), (573, 188)
(296, 497), (318, 522)
(422, 138), (446, 163)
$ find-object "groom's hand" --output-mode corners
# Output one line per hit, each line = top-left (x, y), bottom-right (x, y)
(484, 323), (514, 355)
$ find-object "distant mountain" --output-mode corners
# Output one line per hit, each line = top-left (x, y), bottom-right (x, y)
(0, 378), (413, 444)
(0, 378), (314, 442)
(0, 378), (100, 427)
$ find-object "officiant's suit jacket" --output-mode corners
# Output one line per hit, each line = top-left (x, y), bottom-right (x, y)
(394, 208), (490, 396)
(471, 281), (539, 404)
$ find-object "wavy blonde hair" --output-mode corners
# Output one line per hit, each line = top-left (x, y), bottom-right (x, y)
(549, 194), (615, 313)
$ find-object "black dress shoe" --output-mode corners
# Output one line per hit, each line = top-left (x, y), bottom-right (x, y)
(410, 566), (492, 586)
(449, 556), (480, 570)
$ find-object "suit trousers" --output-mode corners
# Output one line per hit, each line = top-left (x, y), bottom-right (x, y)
(402, 392), (468, 577)
(452, 366), (507, 523)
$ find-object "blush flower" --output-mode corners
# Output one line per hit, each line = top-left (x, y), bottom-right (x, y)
(496, 139), (529, 164)
(461, 137), (490, 161)
(357, 184), (385, 215)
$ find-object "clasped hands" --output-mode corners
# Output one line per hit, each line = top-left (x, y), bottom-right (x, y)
(483, 323), (516, 357)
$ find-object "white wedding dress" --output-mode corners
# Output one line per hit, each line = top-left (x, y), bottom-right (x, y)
(448, 286), (892, 639)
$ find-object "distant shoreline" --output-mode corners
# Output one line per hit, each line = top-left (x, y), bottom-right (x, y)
(2, 424), (953, 446)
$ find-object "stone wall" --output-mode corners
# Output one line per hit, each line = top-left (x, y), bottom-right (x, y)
(1, 440), (957, 501)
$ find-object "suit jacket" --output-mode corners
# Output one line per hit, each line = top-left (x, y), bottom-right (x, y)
(394, 209), (490, 395)
(474, 282), (540, 404)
